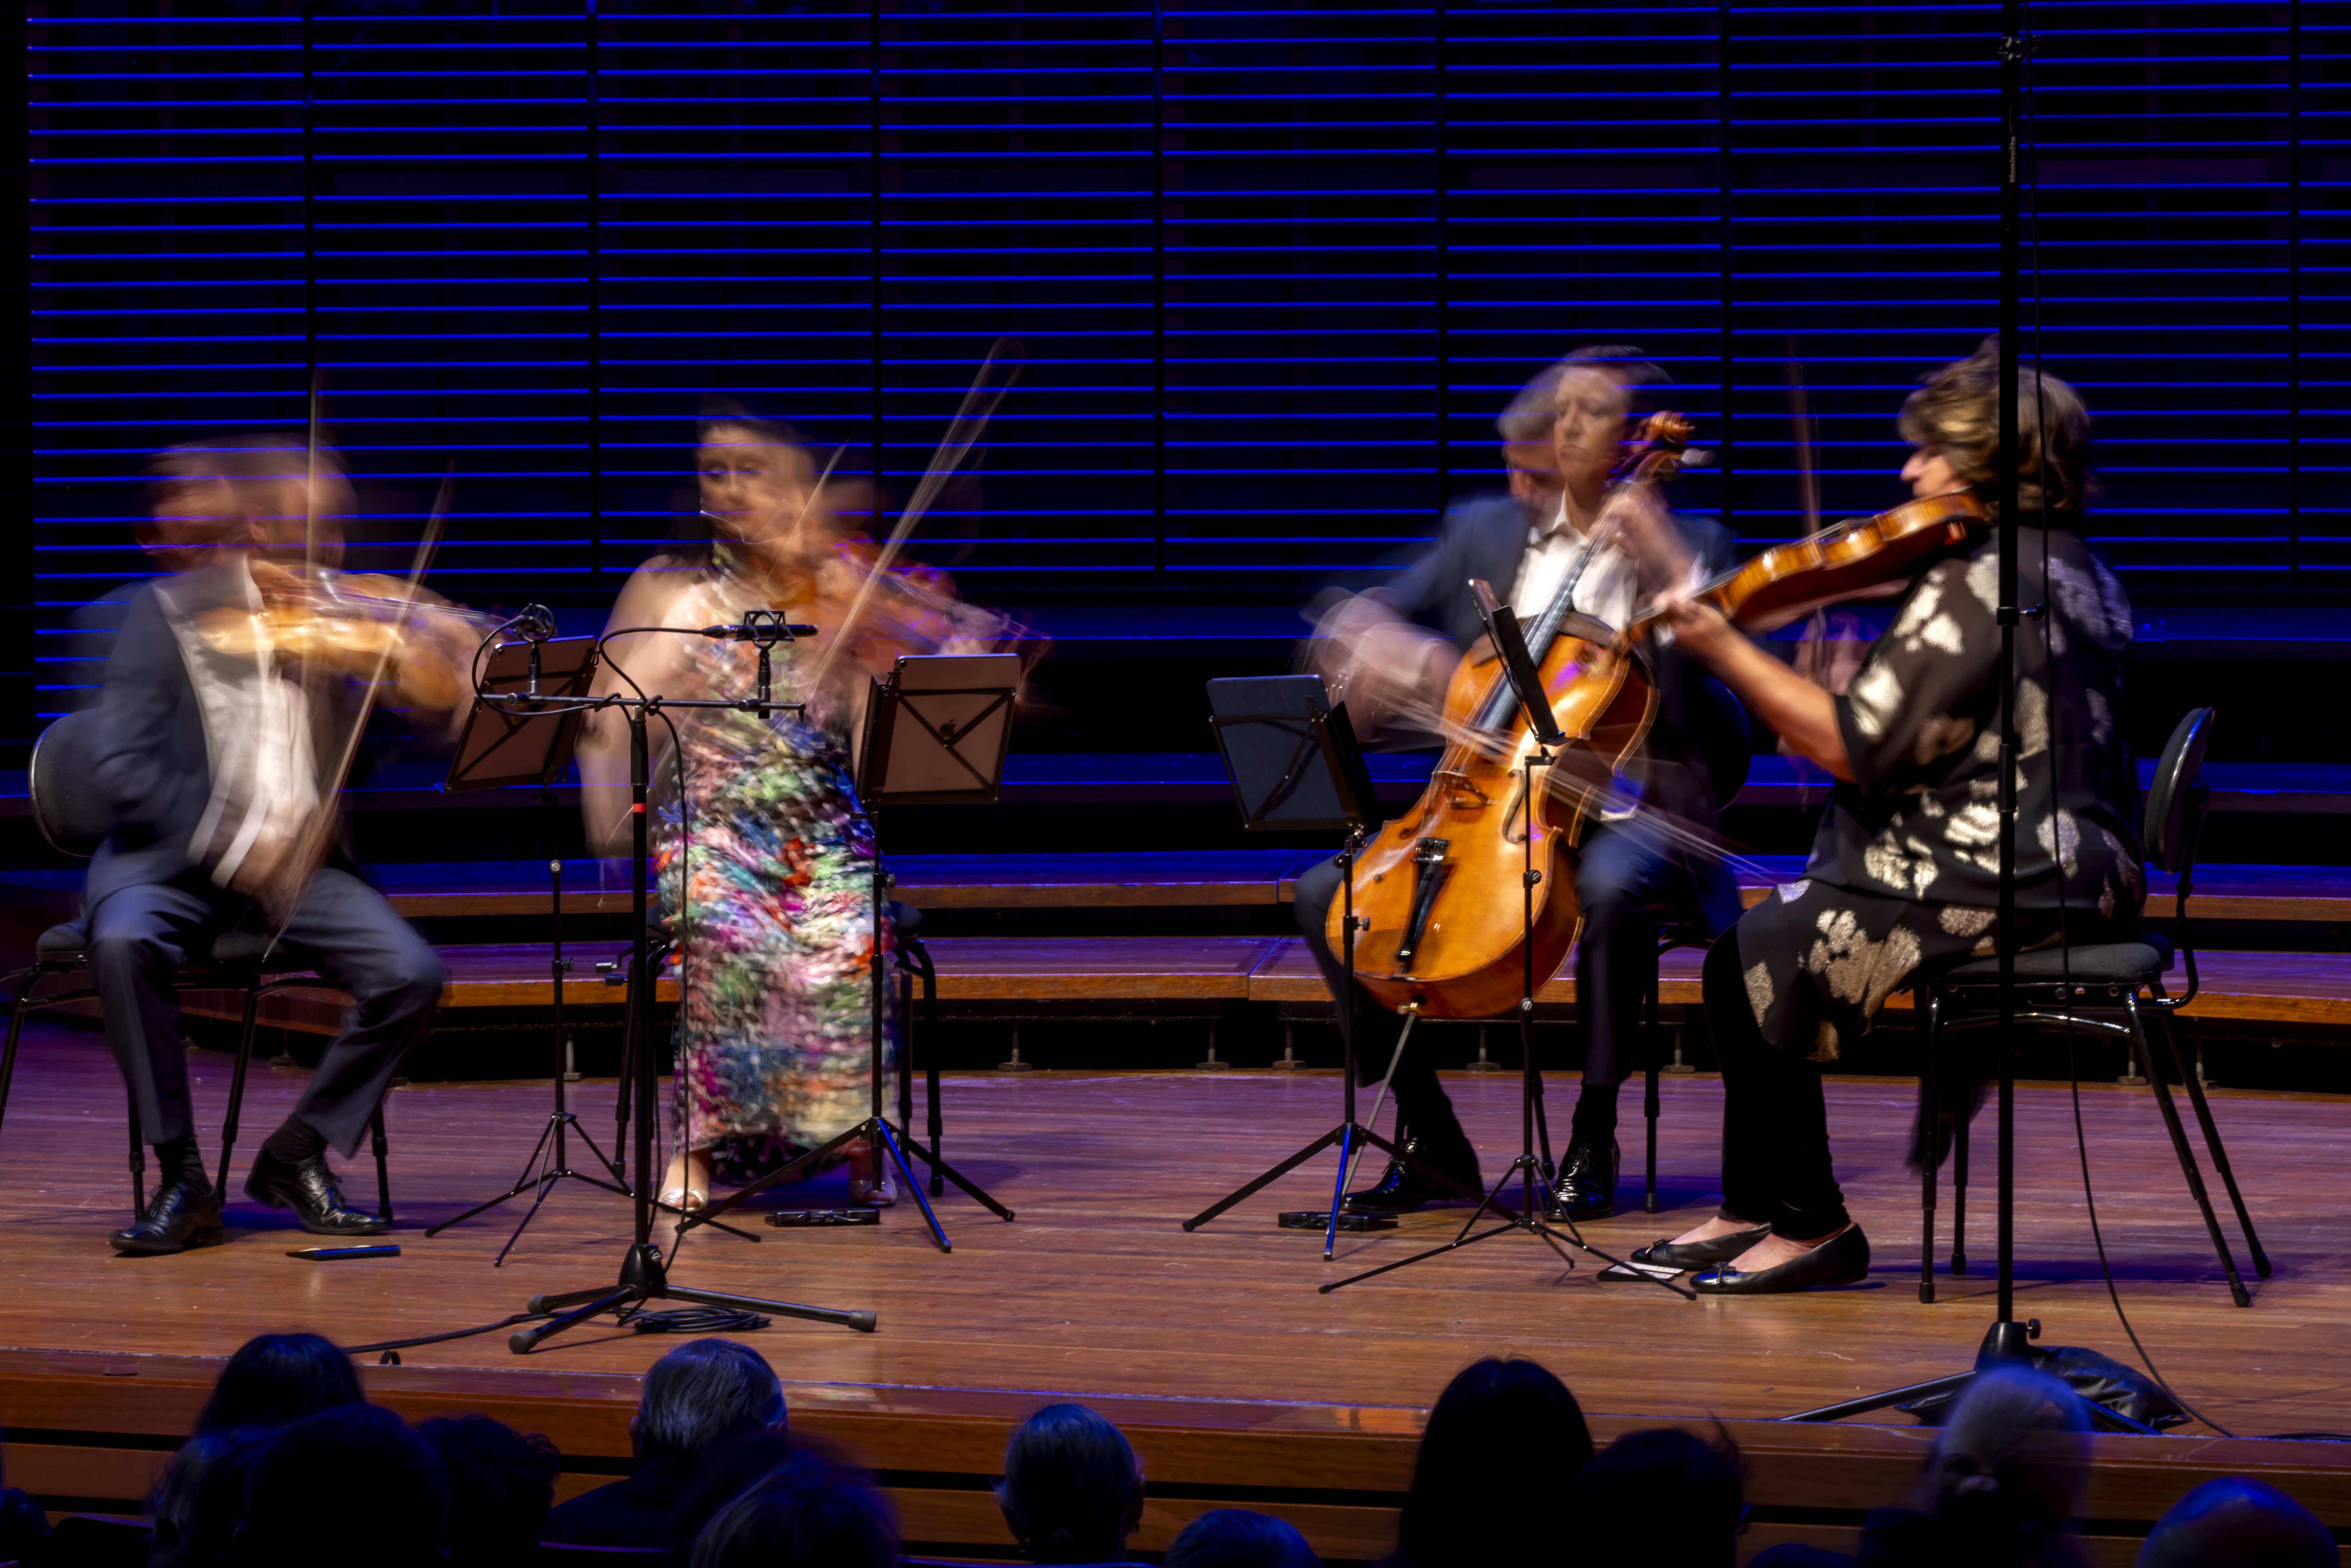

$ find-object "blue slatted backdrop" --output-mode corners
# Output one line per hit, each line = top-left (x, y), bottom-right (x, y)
(24, 2), (2348, 753)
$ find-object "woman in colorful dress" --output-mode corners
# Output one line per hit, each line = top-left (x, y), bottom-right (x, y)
(580, 405), (1014, 1211)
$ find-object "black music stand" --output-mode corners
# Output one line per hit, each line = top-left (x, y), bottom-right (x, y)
(1182, 675), (1478, 1260)
(422, 635), (650, 1261)
(1317, 589), (1693, 1301)
(498, 609), (874, 1350)
(674, 653), (1020, 1254)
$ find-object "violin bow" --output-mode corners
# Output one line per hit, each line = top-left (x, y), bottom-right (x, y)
(807, 341), (1021, 689)
(262, 466), (457, 959)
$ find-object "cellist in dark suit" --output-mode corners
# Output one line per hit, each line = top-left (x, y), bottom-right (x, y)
(1296, 348), (1747, 1219)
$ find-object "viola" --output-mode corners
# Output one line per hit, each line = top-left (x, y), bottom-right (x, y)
(1334, 467), (1989, 1022)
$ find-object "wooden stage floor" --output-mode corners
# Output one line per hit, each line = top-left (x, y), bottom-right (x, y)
(1, 1022), (2347, 1560)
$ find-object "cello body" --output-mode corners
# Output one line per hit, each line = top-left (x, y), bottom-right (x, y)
(1334, 612), (1657, 1019)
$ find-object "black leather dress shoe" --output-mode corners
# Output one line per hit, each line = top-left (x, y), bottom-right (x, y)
(1543, 1137), (1619, 1222)
(111, 1176), (224, 1255)
(245, 1151), (390, 1236)
(1623, 1224), (1773, 1274)
(1692, 1225), (1871, 1295)
(1343, 1136), (1479, 1215)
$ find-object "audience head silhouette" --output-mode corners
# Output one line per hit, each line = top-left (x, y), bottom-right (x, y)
(994, 1403), (1147, 1565)
(234, 1403), (446, 1568)
(415, 1414), (561, 1568)
(1569, 1427), (1744, 1568)
(690, 1449), (900, 1568)
(636, 1337), (788, 1460)
(150, 1425), (270, 1568)
(1162, 1508), (1320, 1568)
(194, 1332), (363, 1435)
(1394, 1356), (1592, 1568)
(2138, 1478), (2335, 1568)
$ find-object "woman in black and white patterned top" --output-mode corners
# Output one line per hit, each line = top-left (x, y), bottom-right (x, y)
(1641, 341), (2141, 1294)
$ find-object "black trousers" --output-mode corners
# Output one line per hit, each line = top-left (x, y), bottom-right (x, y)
(1291, 818), (1708, 1171)
(1704, 924), (1850, 1239)
(85, 866), (445, 1158)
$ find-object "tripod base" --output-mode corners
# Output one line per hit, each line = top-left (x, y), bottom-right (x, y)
(1318, 1154), (1697, 1302)
(680, 1113), (1013, 1256)
(1782, 1320), (2161, 1435)
(510, 1241), (877, 1353)
(1181, 1120), (1486, 1261)
(426, 1111), (759, 1261)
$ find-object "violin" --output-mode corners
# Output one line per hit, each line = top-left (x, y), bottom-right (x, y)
(1335, 440), (1989, 1021)
(191, 563), (487, 713)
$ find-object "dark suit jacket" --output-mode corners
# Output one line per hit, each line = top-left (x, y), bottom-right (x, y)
(85, 571), (369, 916)
(85, 579), (228, 912)
(1365, 492), (1751, 830)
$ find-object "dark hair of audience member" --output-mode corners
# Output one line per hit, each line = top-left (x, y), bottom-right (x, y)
(1568, 1427), (1744, 1568)
(414, 1415), (562, 1568)
(994, 1403), (1147, 1565)
(2138, 1477), (2337, 1568)
(636, 1337), (788, 1461)
(1162, 1508), (1320, 1568)
(1915, 1365), (2092, 1567)
(193, 1332), (364, 1436)
(235, 1404), (447, 1568)
(1391, 1357), (1592, 1568)
(151, 1426), (271, 1568)
(690, 1449), (900, 1568)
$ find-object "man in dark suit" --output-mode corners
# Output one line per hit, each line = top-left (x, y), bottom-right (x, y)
(1298, 349), (1746, 1220)
(84, 438), (447, 1254)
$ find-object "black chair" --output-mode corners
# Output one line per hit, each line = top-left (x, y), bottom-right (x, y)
(0, 710), (392, 1221)
(40, 1512), (150, 1568)
(1915, 707), (2267, 1307)
(889, 899), (947, 1197)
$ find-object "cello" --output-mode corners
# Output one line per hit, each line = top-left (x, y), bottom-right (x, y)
(1333, 438), (1988, 1020)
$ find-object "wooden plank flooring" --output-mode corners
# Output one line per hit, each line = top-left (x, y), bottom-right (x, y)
(0, 1021), (2339, 1438)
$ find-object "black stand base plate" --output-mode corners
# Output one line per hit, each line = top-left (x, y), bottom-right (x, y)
(510, 1242), (877, 1353)
(1278, 1209), (1396, 1232)
(1782, 1320), (2161, 1435)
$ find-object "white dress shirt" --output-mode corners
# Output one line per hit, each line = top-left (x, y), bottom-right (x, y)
(1510, 505), (1640, 631)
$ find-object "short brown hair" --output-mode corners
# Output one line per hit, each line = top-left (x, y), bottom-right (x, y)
(1898, 338), (2091, 515)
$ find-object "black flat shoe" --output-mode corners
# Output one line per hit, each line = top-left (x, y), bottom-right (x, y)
(1625, 1224), (1773, 1273)
(245, 1151), (389, 1236)
(1343, 1136), (1479, 1216)
(1542, 1137), (1619, 1222)
(111, 1176), (224, 1255)
(1692, 1225), (1871, 1295)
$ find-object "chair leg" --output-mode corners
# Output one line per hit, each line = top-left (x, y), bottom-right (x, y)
(0, 970), (43, 1146)
(215, 982), (264, 1197)
(2158, 1013), (2269, 1278)
(371, 1107), (392, 1223)
(2131, 997), (2250, 1307)
(916, 941), (943, 1199)
(1920, 990), (1940, 1304)
(897, 970), (914, 1131)
(1644, 955), (1662, 1215)
(1951, 1071), (1969, 1279)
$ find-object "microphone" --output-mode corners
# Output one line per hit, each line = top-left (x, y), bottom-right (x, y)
(700, 618), (819, 643)
(515, 603), (558, 642)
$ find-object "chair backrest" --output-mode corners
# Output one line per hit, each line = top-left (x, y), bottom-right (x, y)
(2142, 707), (2215, 875)
(538, 1545), (669, 1562)
(29, 710), (116, 858)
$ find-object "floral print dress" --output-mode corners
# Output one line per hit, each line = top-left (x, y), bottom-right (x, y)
(1732, 527), (2144, 1062)
(656, 556), (893, 1163)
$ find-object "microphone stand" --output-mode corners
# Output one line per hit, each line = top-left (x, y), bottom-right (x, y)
(488, 617), (875, 1352)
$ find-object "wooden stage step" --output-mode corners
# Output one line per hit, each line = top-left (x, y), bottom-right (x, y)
(170, 936), (2351, 1037)
(9, 856), (2346, 923)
